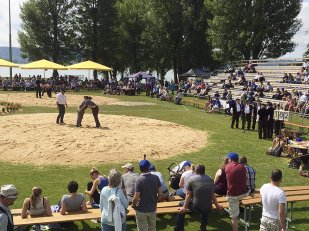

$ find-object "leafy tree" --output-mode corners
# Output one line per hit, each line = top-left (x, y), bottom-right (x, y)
(305, 44), (309, 58)
(72, 0), (120, 78)
(207, 0), (302, 61)
(116, 0), (149, 73)
(18, 0), (75, 63)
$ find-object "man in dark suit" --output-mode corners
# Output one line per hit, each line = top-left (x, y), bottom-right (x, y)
(258, 103), (268, 139)
(241, 100), (253, 130)
(251, 101), (260, 130)
(231, 98), (241, 129)
(266, 102), (275, 139)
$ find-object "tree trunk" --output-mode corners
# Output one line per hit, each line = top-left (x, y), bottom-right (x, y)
(172, 55), (178, 84)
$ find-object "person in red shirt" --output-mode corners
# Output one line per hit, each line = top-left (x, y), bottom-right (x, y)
(225, 152), (249, 231)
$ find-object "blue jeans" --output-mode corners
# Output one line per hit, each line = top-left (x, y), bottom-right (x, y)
(175, 188), (186, 199)
(174, 201), (209, 231)
(102, 222), (126, 231)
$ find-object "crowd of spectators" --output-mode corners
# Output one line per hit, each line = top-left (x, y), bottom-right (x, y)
(6, 154), (288, 231)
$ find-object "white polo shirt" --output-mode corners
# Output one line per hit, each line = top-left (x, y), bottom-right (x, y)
(56, 93), (67, 105)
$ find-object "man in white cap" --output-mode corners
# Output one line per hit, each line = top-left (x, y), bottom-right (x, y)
(0, 184), (18, 231)
(121, 163), (139, 204)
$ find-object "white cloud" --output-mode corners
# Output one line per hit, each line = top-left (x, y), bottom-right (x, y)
(281, 0), (309, 58)
(0, 0), (25, 47)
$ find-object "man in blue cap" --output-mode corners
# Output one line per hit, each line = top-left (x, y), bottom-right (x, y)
(225, 152), (249, 231)
(132, 159), (163, 231)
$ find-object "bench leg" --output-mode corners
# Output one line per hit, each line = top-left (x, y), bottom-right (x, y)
(286, 202), (294, 230)
(239, 206), (251, 231)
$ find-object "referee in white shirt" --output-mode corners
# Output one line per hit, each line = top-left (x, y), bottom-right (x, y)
(56, 89), (67, 124)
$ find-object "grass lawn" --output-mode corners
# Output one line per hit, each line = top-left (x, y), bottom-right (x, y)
(0, 91), (308, 230)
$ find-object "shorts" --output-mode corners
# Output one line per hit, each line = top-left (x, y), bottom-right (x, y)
(226, 192), (249, 219)
(259, 215), (281, 231)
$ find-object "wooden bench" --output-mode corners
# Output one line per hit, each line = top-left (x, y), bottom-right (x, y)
(13, 201), (229, 230)
(13, 186), (309, 230)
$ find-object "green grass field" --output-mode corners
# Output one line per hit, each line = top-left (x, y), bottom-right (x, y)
(0, 91), (308, 230)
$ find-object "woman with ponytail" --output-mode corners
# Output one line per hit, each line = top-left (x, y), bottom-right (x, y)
(84, 167), (109, 206)
(21, 186), (52, 218)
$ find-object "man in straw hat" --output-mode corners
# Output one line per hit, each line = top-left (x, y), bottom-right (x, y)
(0, 184), (18, 231)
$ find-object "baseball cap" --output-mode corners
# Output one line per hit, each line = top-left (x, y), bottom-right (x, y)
(182, 161), (191, 168)
(121, 163), (134, 170)
(149, 164), (156, 171)
(0, 184), (18, 199)
(139, 159), (150, 171)
(226, 152), (239, 161)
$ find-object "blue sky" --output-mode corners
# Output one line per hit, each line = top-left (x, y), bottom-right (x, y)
(0, 0), (308, 58)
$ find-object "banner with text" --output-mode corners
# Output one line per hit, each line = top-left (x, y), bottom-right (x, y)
(274, 110), (290, 121)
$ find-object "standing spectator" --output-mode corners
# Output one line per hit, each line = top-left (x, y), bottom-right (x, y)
(225, 152), (248, 231)
(241, 100), (253, 130)
(239, 156), (256, 194)
(0, 184), (18, 231)
(259, 169), (286, 231)
(169, 81), (176, 95)
(56, 89), (67, 125)
(60, 181), (87, 215)
(35, 77), (42, 98)
(174, 165), (222, 231)
(132, 159), (163, 231)
(231, 98), (241, 129)
(121, 163), (139, 204)
(258, 103), (268, 139)
(3, 78), (9, 91)
(266, 102), (275, 139)
(100, 169), (128, 231)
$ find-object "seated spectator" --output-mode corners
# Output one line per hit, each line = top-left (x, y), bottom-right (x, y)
(222, 89), (228, 100)
(150, 165), (169, 201)
(282, 73), (288, 83)
(264, 82), (273, 92)
(237, 68), (244, 77)
(174, 165), (222, 231)
(100, 169), (128, 231)
(121, 163), (139, 204)
(60, 181), (87, 215)
(175, 162), (194, 199)
(295, 72), (302, 84)
(209, 97), (221, 114)
(288, 73), (294, 83)
(214, 91), (220, 98)
(21, 186), (52, 218)
(214, 157), (228, 196)
(272, 88), (283, 100)
(300, 101), (309, 116)
(84, 167), (109, 206)
(239, 156), (256, 194)
(175, 90), (183, 105)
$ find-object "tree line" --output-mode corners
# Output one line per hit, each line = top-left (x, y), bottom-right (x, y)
(18, 0), (304, 80)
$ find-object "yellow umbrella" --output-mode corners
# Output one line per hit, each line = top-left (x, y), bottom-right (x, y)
(67, 60), (112, 71)
(20, 59), (67, 70)
(0, 58), (19, 67)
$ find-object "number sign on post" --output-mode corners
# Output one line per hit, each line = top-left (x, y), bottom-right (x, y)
(274, 110), (290, 121)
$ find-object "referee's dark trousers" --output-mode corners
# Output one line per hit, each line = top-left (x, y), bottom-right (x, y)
(57, 104), (65, 124)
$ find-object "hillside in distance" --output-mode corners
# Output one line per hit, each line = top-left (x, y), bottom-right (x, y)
(0, 47), (28, 64)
